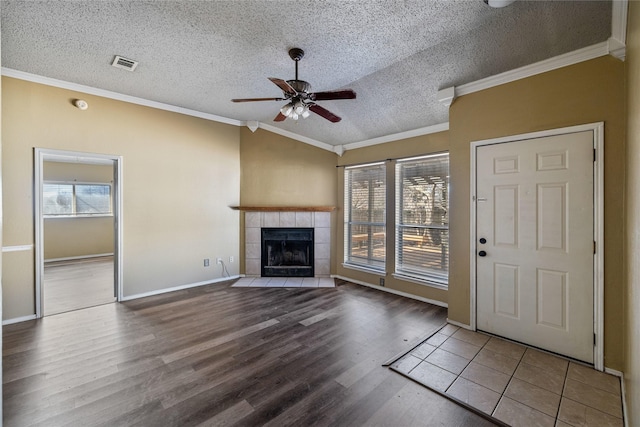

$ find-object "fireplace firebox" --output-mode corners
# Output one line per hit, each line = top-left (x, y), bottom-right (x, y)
(261, 228), (314, 277)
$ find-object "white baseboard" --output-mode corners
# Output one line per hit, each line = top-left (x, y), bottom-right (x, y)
(604, 368), (629, 427)
(2, 276), (240, 324)
(446, 318), (473, 330)
(332, 275), (448, 308)
(45, 253), (114, 263)
(2, 314), (37, 325)
(120, 275), (240, 301)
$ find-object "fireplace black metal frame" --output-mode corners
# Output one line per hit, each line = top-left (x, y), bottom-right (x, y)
(261, 227), (314, 277)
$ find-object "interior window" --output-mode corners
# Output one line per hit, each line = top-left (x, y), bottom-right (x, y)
(43, 183), (112, 217)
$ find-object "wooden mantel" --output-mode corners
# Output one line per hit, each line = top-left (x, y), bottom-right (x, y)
(230, 206), (336, 212)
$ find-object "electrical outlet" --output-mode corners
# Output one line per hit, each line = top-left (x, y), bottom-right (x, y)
(380, 278), (385, 286)
(229, 256), (234, 263)
(204, 258), (210, 267)
(216, 257), (222, 264)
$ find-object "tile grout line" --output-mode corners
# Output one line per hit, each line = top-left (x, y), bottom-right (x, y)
(488, 337), (527, 419)
(557, 358), (571, 422)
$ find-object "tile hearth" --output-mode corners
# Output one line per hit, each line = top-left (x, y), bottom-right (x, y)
(232, 277), (335, 288)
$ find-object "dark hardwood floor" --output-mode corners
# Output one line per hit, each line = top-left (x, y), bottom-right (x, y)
(3, 279), (497, 426)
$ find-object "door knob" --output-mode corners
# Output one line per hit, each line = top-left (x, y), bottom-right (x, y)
(478, 251), (487, 257)
(479, 238), (487, 244)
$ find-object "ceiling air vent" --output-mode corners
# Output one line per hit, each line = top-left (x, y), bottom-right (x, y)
(111, 55), (138, 71)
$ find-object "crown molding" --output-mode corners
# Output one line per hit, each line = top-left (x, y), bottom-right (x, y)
(1, 67), (244, 126)
(436, 87), (456, 107)
(245, 121), (260, 132)
(0, 67), (341, 152)
(255, 122), (335, 152)
(343, 122), (450, 151)
(611, 0), (629, 46)
(455, 41), (610, 98)
(609, 0), (628, 61)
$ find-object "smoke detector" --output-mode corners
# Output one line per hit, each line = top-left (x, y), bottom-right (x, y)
(111, 55), (139, 71)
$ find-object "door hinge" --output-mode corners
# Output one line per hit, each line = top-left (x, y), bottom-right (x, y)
(594, 333), (596, 345)
(594, 241), (596, 254)
(594, 148), (596, 162)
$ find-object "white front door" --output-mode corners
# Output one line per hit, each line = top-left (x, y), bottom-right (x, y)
(475, 131), (594, 363)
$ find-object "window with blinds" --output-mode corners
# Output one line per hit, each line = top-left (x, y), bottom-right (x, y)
(344, 163), (386, 271)
(43, 183), (112, 217)
(395, 154), (449, 285)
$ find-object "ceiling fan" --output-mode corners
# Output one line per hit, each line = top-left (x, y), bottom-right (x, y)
(232, 48), (356, 123)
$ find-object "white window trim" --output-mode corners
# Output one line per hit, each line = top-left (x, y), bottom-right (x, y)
(342, 262), (386, 276)
(344, 162), (387, 271)
(392, 272), (448, 290)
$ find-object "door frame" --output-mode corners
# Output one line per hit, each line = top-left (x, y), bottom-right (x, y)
(469, 122), (604, 370)
(34, 148), (124, 317)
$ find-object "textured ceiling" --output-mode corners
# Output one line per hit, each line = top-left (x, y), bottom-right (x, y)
(1, 1), (612, 146)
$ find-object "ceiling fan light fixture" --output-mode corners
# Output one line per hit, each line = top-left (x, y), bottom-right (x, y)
(280, 103), (294, 116)
(294, 101), (306, 115)
(301, 109), (310, 119)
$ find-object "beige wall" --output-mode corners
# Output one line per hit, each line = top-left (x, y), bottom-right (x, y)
(239, 127), (338, 273)
(448, 56), (625, 370)
(335, 131), (450, 304)
(625, 1), (640, 422)
(240, 128), (337, 206)
(44, 217), (114, 260)
(2, 77), (241, 319)
(43, 162), (114, 260)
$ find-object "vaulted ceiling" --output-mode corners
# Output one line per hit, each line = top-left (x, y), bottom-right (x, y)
(1, 1), (614, 149)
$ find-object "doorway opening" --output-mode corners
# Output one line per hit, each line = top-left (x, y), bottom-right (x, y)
(35, 149), (123, 317)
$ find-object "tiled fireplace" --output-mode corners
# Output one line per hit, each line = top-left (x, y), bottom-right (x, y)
(245, 211), (331, 277)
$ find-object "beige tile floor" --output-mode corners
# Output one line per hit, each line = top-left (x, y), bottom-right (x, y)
(232, 276), (335, 288)
(391, 324), (624, 427)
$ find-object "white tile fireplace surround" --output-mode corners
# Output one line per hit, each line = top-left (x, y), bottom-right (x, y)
(245, 211), (331, 278)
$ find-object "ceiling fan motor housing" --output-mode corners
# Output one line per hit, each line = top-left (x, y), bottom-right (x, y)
(287, 80), (312, 94)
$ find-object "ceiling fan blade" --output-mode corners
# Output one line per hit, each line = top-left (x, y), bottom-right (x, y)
(274, 112), (287, 122)
(309, 104), (341, 123)
(311, 89), (357, 101)
(231, 97), (286, 102)
(268, 77), (297, 96)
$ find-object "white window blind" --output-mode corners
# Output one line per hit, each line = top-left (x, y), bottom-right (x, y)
(344, 163), (386, 271)
(395, 154), (449, 284)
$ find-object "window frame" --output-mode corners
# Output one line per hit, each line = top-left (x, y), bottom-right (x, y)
(394, 153), (450, 288)
(343, 162), (387, 273)
(43, 181), (113, 218)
